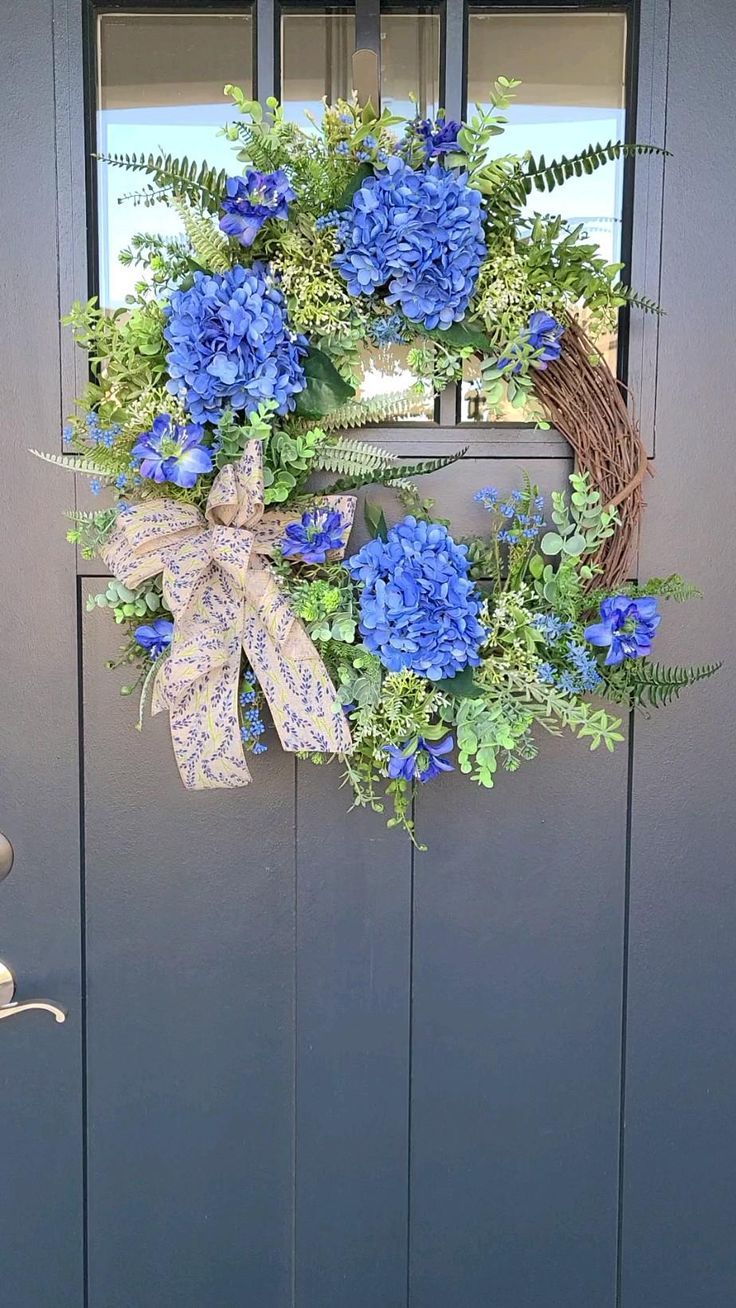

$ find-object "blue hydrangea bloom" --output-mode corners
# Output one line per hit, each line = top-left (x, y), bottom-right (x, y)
(280, 508), (345, 565)
(163, 264), (307, 424)
(134, 618), (174, 659)
(132, 414), (213, 488)
(345, 516), (486, 679)
(385, 734), (455, 783)
(334, 157), (486, 330)
(219, 170), (295, 247)
(416, 116), (462, 157)
(585, 595), (661, 665)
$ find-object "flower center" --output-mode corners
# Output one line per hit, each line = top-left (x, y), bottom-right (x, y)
(158, 434), (183, 459)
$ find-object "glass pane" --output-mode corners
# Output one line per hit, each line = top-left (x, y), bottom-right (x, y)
(462, 10), (627, 422)
(280, 10), (356, 127)
(381, 10), (440, 119)
(97, 11), (253, 308)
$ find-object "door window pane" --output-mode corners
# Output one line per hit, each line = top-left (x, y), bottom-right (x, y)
(462, 10), (627, 421)
(280, 7), (440, 419)
(97, 11), (253, 308)
(381, 10), (440, 120)
(280, 10), (356, 127)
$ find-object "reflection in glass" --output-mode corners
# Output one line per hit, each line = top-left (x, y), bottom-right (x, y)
(463, 11), (627, 421)
(280, 11), (356, 126)
(381, 11), (440, 120)
(97, 12), (253, 308)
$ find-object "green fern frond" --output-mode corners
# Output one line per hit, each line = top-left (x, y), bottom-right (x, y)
(608, 659), (721, 710)
(616, 285), (664, 316)
(499, 141), (667, 207)
(63, 508), (114, 525)
(314, 435), (395, 478)
(96, 151), (228, 214)
(172, 198), (232, 272)
(30, 449), (112, 480)
(230, 122), (290, 173)
(319, 449), (466, 496)
(587, 574), (701, 609)
(299, 389), (431, 434)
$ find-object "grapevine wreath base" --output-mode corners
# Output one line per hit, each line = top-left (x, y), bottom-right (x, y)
(37, 82), (718, 841)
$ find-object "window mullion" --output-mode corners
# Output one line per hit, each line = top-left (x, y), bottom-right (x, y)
(443, 0), (466, 122)
(256, 0), (277, 102)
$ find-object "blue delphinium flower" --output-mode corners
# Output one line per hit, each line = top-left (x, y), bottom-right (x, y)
(498, 311), (565, 373)
(239, 672), (268, 754)
(533, 613), (574, 644)
(280, 509), (345, 565)
(334, 157), (486, 330)
(584, 595), (661, 665)
(132, 414), (213, 489)
(134, 618), (174, 659)
(163, 264), (307, 424)
(219, 170), (295, 247)
(527, 311), (564, 366)
(416, 116), (462, 157)
(566, 639), (604, 690)
(345, 516), (486, 680)
(385, 734), (455, 783)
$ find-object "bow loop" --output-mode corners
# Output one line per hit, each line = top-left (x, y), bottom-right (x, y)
(206, 443), (264, 529)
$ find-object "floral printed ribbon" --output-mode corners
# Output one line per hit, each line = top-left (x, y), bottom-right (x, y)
(100, 441), (355, 788)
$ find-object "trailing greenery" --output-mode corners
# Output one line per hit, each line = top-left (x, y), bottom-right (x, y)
(96, 151), (229, 213)
(605, 658), (721, 709)
(318, 449), (467, 496)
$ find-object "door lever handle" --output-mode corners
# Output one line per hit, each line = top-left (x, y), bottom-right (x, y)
(0, 960), (66, 1024)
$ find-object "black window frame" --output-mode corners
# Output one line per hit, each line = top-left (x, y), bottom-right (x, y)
(81, 0), (661, 455)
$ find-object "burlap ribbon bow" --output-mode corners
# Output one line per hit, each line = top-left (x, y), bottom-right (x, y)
(101, 440), (355, 788)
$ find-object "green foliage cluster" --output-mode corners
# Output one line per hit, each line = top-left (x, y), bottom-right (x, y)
(87, 577), (164, 624)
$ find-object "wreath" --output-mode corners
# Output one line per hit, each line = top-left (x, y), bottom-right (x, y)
(36, 82), (719, 841)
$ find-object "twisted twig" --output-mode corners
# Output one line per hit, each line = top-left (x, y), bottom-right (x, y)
(531, 318), (650, 587)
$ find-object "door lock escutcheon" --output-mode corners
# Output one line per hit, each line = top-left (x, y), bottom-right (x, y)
(0, 961), (66, 1024)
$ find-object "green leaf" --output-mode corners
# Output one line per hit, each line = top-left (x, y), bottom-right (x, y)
(364, 499), (389, 541)
(335, 163), (372, 209)
(436, 668), (484, 699)
(562, 533), (587, 556)
(294, 348), (355, 418)
(431, 320), (489, 352)
(541, 531), (564, 556)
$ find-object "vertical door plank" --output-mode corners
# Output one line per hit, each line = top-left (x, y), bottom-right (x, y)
(408, 460), (626, 1308)
(294, 761), (412, 1307)
(622, 2), (736, 1303)
(83, 610), (295, 1307)
(0, 2), (84, 1303)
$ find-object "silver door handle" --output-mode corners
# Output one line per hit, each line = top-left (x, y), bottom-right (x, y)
(0, 960), (66, 1024)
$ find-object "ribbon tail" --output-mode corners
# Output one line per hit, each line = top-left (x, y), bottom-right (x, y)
(241, 568), (352, 757)
(151, 564), (254, 790)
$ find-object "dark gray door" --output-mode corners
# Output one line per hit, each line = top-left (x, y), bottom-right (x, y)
(2, 1), (735, 1306)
